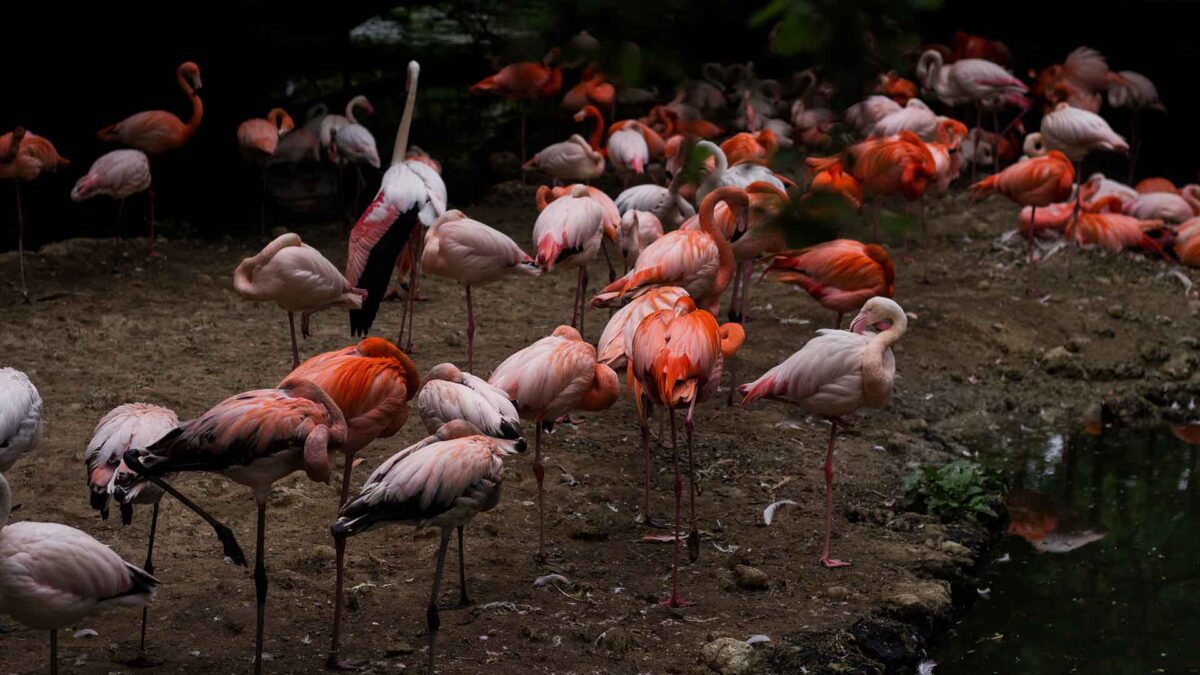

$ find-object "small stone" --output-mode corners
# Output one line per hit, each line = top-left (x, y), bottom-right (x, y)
(1160, 353), (1198, 380)
(734, 565), (769, 591)
(1065, 336), (1090, 353)
(385, 642), (414, 656)
(1042, 346), (1085, 379)
(824, 585), (851, 601)
(701, 637), (756, 675)
(975, 279), (991, 291)
(884, 580), (952, 622)
(1139, 343), (1170, 365)
(598, 627), (635, 654)
(1107, 304), (1126, 319)
(1095, 276), (1111, 285)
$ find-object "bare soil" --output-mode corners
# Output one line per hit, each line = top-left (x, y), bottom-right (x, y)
(1, 186), (1198, 674)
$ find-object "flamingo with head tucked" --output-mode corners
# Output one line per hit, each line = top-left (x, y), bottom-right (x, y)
(470, 51), (563, 164)
(0, 367), (43, 473)
(524, 105), (606, 182)
(70, 149), (152, 232)
(762, 239), (895, 327)
(533, 185), (607, 335)
(970, 150), (1076, 262)
(1, 127), (68, 301)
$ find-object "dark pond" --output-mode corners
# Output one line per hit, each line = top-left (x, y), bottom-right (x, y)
(934, 428), (1200, 675)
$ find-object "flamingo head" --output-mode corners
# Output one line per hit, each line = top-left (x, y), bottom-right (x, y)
(850, 297), (907, 336)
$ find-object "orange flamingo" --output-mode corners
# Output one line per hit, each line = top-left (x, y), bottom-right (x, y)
(719, 129), (778, 166)
(874, 71), (918, 104)
(763, 240), (895, 327)
(805, 156), (863, 210)
(0, 127), (68, 301)
(285, 337), (419, 670)
(562, 64), (615, 114)
(1067, 196), (1167, 257)
(847, 131), (937, 240)
(1135, 177), (1177, 194)
(470, 51), (563, 164)
(238, 108), (295, 232)
(97, 61), (202, 256)
(629, 297), (744, 605)
(1176, 218), (1200, 267)
(488, 326), (619, 559)
(970, 150), (1076, 262)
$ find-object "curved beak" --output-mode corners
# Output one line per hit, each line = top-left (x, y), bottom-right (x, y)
(850, 312), (868, 334)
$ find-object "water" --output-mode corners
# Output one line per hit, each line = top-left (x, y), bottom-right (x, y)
(934, 428), (1200, 675)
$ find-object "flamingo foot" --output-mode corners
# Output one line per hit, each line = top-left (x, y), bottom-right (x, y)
(660, 594), (690, 608)
(821, 557), (851, 569)
(120, 653), (164, 669)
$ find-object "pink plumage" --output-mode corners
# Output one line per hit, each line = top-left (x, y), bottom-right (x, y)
(70, 150), (151, 202)
(617, 209), (665, 268)
(596, 286), (689, 369)
(870, 99), (937, 139)
(1035, 103), (1128, 160)
(84, 403), (178, 521)
(607, 125), (649, 174)
(523, 135), (605, 181)
(1124, 192), (1195, 223)
(425, 210), (540, 285)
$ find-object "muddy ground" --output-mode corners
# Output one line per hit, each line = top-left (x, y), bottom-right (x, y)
(1, 186), (1198, 675)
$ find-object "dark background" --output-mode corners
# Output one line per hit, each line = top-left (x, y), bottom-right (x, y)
(3, 0), (1199, 251)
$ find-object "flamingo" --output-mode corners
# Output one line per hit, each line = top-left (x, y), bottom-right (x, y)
(0, 367), (43, 473)
(694, 140), (788, 205)
(629, 296), (744, 605)
(423, 210), (542, 370)
(805, 156), (863, 210)
(523, 105), (606, 182)
(238, 108), (295, 232)
(874, 71), (918, 104)
(1135, 177), (1177, 194)
(533, 184), (606, 335)
(536, 183), (621, 282)
(606, 121), (650, 179)
(846, 96), (901, 135)
(1, 127), (68, 301)
(470, 52), (563, 165)
(97, 61), (202, 256)
(118, 378), (348, 675)
(233, 233), (366, 368)
(740, 296), (907, 567)
(615, 182), (695, 229)
(617, 210), (665, 269)
(722, 181), (792, 324)
(1123, 192), (1194, 224)
(70, 150), (152, 232)
(282, 337), (419, 670)
(596, 286), (690, 370)
(969, 150), (1076, 262)
(609, 119), (667, 158)
(1176, 218), (1200, 268)
(719, 129), (778, 166)
(330, 421), (522, 673)
(82, 403), (177, 667)
(870, 99), (938, 139)
(846, 131), (938, 240)
(762, 240), (895, 327)
(1108, 71), (1165, 180)
(563, 65), (615, 114)
(318, 96), (374, 158)
(0, 472), (158, 675)
(1031, 47), (1125, 113)
(1066, 196), (1167, 257)
(488, 326), (619, 559)
(346, 61), (447, 351)
(594, 187), (747, 314)
(418, 363), (525, 447)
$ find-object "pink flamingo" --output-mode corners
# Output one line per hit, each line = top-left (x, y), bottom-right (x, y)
(70, 150), (152, 232)
(597, 286), (690, 370)
(523, 105), (606, 182)
(740, 297), (907, 568)
(0, 472), (158, 675)
(1025, 103), (1129, 230)
(629, 296), (744, 605)
(97, 61), (203, 256)
(606, 121), (650, 180)
(118, 378), (348, 675)
(488, 326), (619, 559)
(83, 403), (177, 667)
(423, 210), (542, 370)
(418, 363), (525, 447)
(234, 233), (366, 368)
(617, 210), (665, 270)
(594, 187), (748, 314)
(762, 240), (896, 326)
(347, 62), (447, 351)
(536, 184), (621, 281)
(615, 182), (695, 229)
(0, 367), (43, 473)
(1, 127), (68, 301)
(331, 421), (522, 673)
(238, 108), (295, 232)
(533, 185), (607, 335)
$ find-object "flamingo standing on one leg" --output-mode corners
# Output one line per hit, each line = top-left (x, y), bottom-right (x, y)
(533, 185), (606, 336)
(83, 403), (177, 667)
(418, 363), (525, 448)
(346, 61), (447, 352)
(740, 297), (907, 568)
(282, 337), (420, 671)
(331, 421), (522, 673)
(629, 297), (744, 605)
(470, 52), (563, 165)
(97, 61), (203, 257)
(1108, 71), (1165, 181)
(970, 150), (1076, 263)
(118, 378), (347, 675)
(70, 149), (151, 236)
(762, 240), (895, 327)
(0, 367), (43, 474)
(1, 127), (69, 301)
(233, 233), (366, 368)
(0, 472), (159, 675)
(523, 105), (606, 182)
(488, 326), (619, 560)
(536, 184), (621, 282)
(423, 210), (542, 370)
(237, 108), (295, 233)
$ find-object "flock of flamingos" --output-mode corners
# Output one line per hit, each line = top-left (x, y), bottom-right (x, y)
(0, 30), (1193, 674)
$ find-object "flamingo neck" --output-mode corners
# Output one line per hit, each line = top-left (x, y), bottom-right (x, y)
(584, 108), (604, 151)
(180, 76), (203, 140)
(0, 473), (9, 530)
(700, 194), (737, 295)
(392, 69), (419, 167)
(861, 317), (905, 404)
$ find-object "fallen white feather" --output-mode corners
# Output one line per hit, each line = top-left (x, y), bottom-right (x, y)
(72, 629), (98, 639)
(763, 500), (797, 526)
(918, 660), (937, 675)
(533, 573), (569, 587)
(746, 635), (771, 645)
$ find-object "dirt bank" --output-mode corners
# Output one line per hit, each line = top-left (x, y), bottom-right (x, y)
(1, 186), (1197, 674)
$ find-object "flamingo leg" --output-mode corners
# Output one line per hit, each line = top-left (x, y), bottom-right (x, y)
(685, 397), (700, 563)
(288, 312), (300, 369)
(15, 182), (28, 303)
(1067, 161), (1082, 280)
(570, 267), (582, 330)
(820, 420), (850, 568)
(455, 525), (471, 607)
(465, 285), (475, 373)
(402, 222), (423, 353)
(726, 261), (743, 323)
(534, 422), (546, 561)
(327, 534), (352, 670)
(131, 474), (246, 566)
(253, 503), (268, 675)
(426, 529), (451, 674)
(129, 502), (163, 667)
(1028, 206), (1037, 265)
(579, 267), (589, 341)
(50, 629), (58, 675)
(835, 312), (843, 329)
(600, 239), (617, 283)
(739, 260), (753, 322)
(661, 407), (688, 607)
(638, 400), (666, 527)
(148, 181), (158, 258)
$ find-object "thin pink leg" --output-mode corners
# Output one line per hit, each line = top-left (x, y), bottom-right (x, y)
(1028, 206), (1036, 265)
(288, 312), (300, 369)
(685, 397), (700, 563)
(148, 181), (158, 258)
(534, 422), (546, 561)
(465, 285), (475, 372)
(661, 407), (689, 607)
(15, 182), (28, 302)
(726, 261), (742, 323)
(820, 420), (850, 568)
(570, 267), (582, 330)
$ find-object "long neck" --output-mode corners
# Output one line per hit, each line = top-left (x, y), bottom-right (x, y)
(392, 70), (419, 167)
(179, 71), (203, 140)
(345, 97), (361, 124)
(0, 473), (10, 530)
(582, 107), (604, 151)
(233, 235), (296, 295)
(861, 323), (904, 403)
(700, 193), (737, 292)
(700, 140), (728, 176)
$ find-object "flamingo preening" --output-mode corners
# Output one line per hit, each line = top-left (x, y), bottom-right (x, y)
(70, 150), (152, 235)
(0, 367), (43, 473)
(762, 240), (895, 327)
(532, 185), (607, 336)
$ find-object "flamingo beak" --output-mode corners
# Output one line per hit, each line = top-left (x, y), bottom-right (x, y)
(850, 312), (868, 334)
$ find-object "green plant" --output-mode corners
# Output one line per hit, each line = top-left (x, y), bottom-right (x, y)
(902, 460), (1005, 523)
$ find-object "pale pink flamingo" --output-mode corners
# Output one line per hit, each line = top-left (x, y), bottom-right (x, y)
(845, 96), (902, 135)
(423, 210), (542, 370)
(617, 210), (665, 269)
(1, 127), (68, 301)
(533, 184), (606, 334)
(694, 140), (788, 205)
(70, 150), (152, 232)
(418, 363), (525, 446)
(740, 296), (907, 568)
(593, 187), (748, 314)
(596, 286), (690, 370)
(283, 337), (419, 671)
(118, 378), (348, 675)
(0, 472), (158, 675)
(536, 184), (621, 281)
(523, 105), (606, 182)
(0, 367), (43, 473)
(318, 95), (373, 157)
(1124, 192), (1194, 223)
(83, 403), (177, 666)
(234, 233), (366, 368)
(870, 98), (938, 139)
(629, 296), (744, 605)
(1108, 70), (1165, 179)
(238, 108), (295, 232)
(606, 121), (650, 180)
(97, 61), (202, 256)
(615, 182), (695, 229)
(346, 62), (447, 351)
(917, 49), (1029, 111)
(488, 326), (619, 559)
(331, 421), (522, 673)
